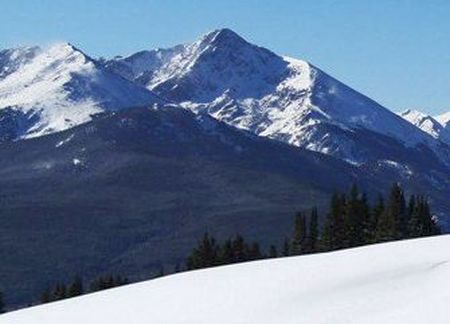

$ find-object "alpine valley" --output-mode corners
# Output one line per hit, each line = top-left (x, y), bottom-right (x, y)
(0, 29), (449, 308)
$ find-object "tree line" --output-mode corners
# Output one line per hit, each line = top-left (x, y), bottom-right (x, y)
(40, 275), (129, 304)
(186, 183), (441, 269)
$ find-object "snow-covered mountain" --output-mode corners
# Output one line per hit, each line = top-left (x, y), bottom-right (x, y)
(106, 28), (449, 165)
(1, 30), (449, 165)
(400, 109), (450, 145)
(2, 235), (449, 324)
(0, 43), (161, 139)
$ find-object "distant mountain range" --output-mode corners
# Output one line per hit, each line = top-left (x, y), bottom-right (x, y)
(0, 29), (449, 308)
(400, 109), (450, 145)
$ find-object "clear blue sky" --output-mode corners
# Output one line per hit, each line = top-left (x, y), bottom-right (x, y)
(1, 0), (449, 115)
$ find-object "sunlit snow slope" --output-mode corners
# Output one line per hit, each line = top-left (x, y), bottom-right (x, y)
(2, 235), (449, 324)
(400, 109), (450, 145)
(0, 43), (160, 139)
(107, 29), (448, 164)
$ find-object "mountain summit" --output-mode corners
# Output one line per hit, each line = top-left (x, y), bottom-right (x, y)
(106, 29), (449, 165)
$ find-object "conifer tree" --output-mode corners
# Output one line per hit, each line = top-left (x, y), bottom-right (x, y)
(186, 233), (220, 270)
(322, 193), (346, 250)
(369, 195), (384, 242)
(307, 207), (319, 253)
(232, 235), (247, 263)
(376, 184), (404, 241)
(291, 212), (307, 254)
(68, 276), (83, 297)
(409, 196), (440, 237)
(282, 237), (291, 256)
(247, 242), (262, 260)
(40, 288), (51, 304)
(53, 283), (67, 300)
(219, 239), (234, 265)
(0, 292), (4, 313)
(345, 184), (364, 247)
(269, 245), (278, 258)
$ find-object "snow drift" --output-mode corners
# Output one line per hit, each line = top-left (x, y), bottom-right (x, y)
(1, 235), (449, 324)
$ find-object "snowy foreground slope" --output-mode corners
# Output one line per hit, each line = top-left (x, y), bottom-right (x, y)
(2, 235), (450, 324)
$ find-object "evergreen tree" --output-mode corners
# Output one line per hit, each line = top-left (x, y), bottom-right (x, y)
(345, 184), (365, 247)
(0, 292), (4, 313)
(291, 212), (307, 254)
(247, 242), (262, 260)
(376, 184), (405, 242)
(370, 195), (385, 242)
(40, 288), (51, 304)
(282, 237), (290, 256)
(53, 283), (67, 300)
(186, 233), (220, 270)
(157, 265), (165, 277)
(219, 239), (234, 265)
(307, 207), (319, 253)
(68, 276), (83, 297)
(358, 192), (371, 245)
(232, 235), (247, 263)
(269, 245), (278, 258)
(322, 193), (346, 250)
(409, 196), (440, 237)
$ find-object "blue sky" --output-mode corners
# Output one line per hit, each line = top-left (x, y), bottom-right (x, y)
(1, 0), (449, 115)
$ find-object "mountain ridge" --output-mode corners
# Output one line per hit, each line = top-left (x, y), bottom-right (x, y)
(0, 42), (162, 139)
(105, 28), (450, 165)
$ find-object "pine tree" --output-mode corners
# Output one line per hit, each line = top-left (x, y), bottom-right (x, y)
(68, 276), (83, 297)
(376, 184), (405, 242)
(247, 242), (262, 260)
(186, 233), (220, 270)
(157, 265), (165, 277)
(291, 212), (307, 254)
(345, 184), (365, 247)
(322, 193), (346, 251)
(53, 283), (67, 300)
(269, 245), (278, 258)
(307, 207), (319, 253)
(219, 239), (234, 265)
(232, 235), (247, 263)
(409, 196), (440, 237)
(282, 237), (291, 256)
(396, 186), (408, 238)
(0, 292), (4, 313)
(369, 195), (384, 242)
(40, 288), (51, 304)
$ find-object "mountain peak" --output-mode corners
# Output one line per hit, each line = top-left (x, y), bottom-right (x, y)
(46, 42), (92, 61)
(200, 28), (248, 47)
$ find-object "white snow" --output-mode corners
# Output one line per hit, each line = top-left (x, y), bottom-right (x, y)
(72, 158), (81, 166)
(1, 235), (450, 324)
(400, 109), (450, 144)
(55, 134), (74, 147)
(435, 111), (450, 127)
(107, 29), (446, 164)
(1, 30), (450, 165)
(0, 43), (159, 139)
